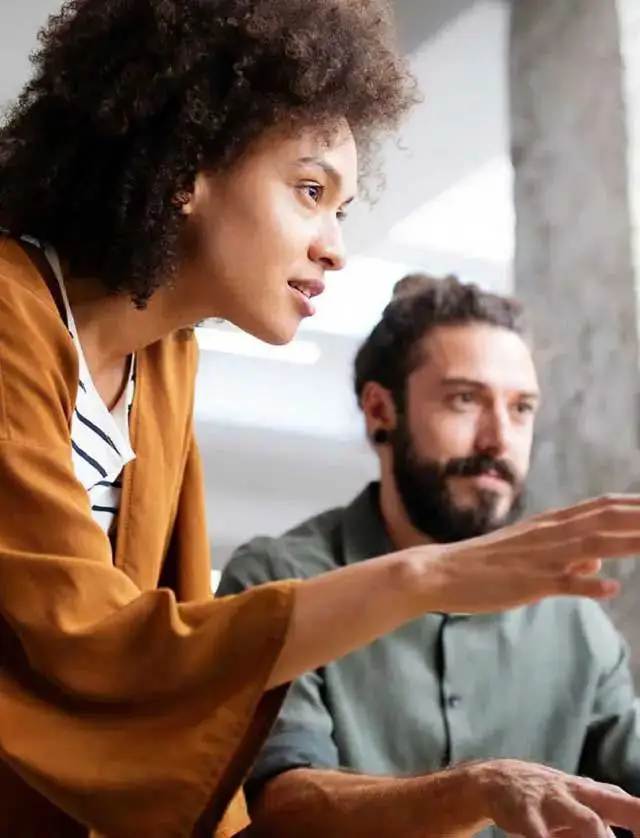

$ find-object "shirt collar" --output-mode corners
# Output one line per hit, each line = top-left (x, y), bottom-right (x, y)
(341, 482), (394, 565)
(341, 481), (479, 621)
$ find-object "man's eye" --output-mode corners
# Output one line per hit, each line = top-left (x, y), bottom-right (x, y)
(450, 392), (475, 408)
(515, 402), (535, 415)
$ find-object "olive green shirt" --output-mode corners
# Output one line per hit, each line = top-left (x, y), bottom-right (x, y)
(219, 483), (640, 838)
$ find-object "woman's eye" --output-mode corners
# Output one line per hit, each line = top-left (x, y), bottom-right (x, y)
(299, 183), (324, 204)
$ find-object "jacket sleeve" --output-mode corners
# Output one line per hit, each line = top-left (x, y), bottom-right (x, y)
(220, 543), (341, 798)
(0, 266), (297, 836)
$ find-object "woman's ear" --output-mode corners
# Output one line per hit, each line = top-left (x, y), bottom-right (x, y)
(172, 190), (194, 215)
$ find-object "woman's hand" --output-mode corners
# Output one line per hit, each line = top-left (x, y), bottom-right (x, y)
(409, 494), (640, 614)
(268, 493), (640, 688)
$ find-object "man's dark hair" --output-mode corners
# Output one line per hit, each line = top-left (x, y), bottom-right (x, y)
(354, 273), (528, 411)
(0, 0), (416, 305)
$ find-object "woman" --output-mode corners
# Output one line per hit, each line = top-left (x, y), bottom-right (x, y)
(0, 1), (638, 835)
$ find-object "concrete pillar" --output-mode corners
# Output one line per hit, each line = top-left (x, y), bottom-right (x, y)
(510, 0), (640, 673)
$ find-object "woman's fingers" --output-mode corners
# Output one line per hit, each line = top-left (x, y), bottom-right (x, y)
(533, 494), (640, 524)
(555, 574), (620, 600)
(509, 505), (640, 552)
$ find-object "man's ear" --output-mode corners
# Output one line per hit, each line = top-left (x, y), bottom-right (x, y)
(360, 381), (398, 445)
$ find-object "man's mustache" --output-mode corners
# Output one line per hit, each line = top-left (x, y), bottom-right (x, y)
(443, 454), (519, 487)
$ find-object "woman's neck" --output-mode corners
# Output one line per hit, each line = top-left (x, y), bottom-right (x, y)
(65, 273), (207, 374)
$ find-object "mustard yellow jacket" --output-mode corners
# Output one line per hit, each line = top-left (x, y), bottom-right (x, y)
(0, 237), (296, 837)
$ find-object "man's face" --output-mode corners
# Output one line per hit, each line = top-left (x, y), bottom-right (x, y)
(391, 323), (540, 543)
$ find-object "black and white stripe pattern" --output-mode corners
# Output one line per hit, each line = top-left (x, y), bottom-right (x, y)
(45, 246), (136, 535)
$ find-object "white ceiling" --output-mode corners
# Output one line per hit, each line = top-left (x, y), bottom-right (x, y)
(1, 0), (512, 571)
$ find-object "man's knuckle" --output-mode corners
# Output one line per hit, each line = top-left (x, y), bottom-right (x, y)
(576, 809), (603, 829)
(522, 804), (542, 826)
(604, 783), (627, 795)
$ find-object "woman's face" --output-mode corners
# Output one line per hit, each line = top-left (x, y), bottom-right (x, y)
(180, 123), (358, 344)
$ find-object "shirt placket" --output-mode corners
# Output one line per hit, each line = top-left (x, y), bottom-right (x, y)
(440, 614), (475, 766)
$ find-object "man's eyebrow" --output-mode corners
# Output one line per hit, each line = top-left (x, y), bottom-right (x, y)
(440, 377), (486, 389)
(440, 377), (540, 400)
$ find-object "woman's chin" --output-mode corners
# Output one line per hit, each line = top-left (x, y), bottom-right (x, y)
(244, 315), (300, 347)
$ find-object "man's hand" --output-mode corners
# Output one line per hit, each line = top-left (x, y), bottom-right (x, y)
(410, 494), (640, 614)
(473, 759), (639, 838)
(248, 761), (637, 838)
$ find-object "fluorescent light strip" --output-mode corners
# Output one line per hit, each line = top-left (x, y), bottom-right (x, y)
(196, 327), (321, 365)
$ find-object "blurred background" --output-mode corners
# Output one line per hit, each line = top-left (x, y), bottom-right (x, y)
(3, 0), (640, 671)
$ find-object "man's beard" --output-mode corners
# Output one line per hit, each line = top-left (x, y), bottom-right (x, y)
(391, 418), (525, 544)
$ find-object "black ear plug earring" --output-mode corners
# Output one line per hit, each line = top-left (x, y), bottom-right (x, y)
(372, 428), (390, 445)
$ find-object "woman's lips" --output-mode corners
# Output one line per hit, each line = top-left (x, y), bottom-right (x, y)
(287, 279), (325, 316)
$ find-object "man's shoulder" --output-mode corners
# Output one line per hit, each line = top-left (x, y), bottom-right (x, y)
(219, 504), (347, 592)
(522, 595), (623, 662)
(527, 594), (615, 627)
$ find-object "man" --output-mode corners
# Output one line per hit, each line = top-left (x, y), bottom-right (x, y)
(219, 274), (640, 838)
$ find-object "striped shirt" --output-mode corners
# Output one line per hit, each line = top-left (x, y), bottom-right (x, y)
(44, 246), (137, 535)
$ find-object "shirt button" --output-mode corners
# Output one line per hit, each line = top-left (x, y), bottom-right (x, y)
(447, 694), (462, 709)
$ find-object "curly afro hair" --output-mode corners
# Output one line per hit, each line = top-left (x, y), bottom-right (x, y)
(0, 0), (417, 305)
